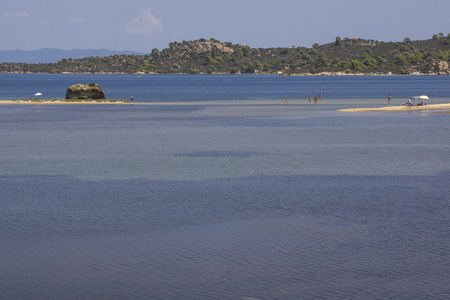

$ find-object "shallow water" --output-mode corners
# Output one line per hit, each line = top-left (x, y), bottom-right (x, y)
(1, 78), (450, 299)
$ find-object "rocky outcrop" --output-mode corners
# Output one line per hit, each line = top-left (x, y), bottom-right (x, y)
(436, 60), (449, 75)
(66, 83), (105, 99)
(170, 40), (235, 54)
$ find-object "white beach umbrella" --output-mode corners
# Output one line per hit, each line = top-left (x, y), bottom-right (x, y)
(412, 95), (429, 101)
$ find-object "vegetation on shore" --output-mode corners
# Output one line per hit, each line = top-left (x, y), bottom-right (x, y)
(1, 34), (450, 75)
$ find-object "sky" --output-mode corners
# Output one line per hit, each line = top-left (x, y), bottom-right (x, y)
(1, 0), (450, 53)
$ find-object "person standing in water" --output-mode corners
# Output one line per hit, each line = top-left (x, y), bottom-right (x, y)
(388, 94), (391, 106)
(130, 95), (134, 103)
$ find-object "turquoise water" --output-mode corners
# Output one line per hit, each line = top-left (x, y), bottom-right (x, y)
(1, 75), (450, 299)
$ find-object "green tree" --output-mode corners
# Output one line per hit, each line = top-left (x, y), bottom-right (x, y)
(229, 67), (240, 74)
(254, 60), (263, 70)
(395, 54), (409, 65)
(411, 52), (424, 64)
(363, 56), (377, 68)
(210, 46), (219, 57)
(318, 53), (328, 65)
(207, 65), (216, 74)
(242, 46), (251, 57)
(339, 61), (351, 69)
(399, 44), (410, 52)
(301, 53), (312, 61)
(335, 36), (342, 46)
(233, 48), (244, 60)
(189, 68), (200, 74)
(242, 62), (256, 73)
(350, 60), (364, 71)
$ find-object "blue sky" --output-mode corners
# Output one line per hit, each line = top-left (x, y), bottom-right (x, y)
(1, 0), (449, 53)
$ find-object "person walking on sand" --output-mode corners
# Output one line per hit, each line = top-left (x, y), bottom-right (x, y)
(309, 96), (311, 103)
(130, 95), (134, 103)
(314, 95), (318, 103)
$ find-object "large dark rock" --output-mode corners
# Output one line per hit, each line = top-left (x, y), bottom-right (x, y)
(66, 83), (105, 99)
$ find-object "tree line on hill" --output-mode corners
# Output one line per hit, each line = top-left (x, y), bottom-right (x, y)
(1, 34), (449, 75)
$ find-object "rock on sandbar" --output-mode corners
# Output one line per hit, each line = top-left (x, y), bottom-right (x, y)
(66, 83), (105, 99)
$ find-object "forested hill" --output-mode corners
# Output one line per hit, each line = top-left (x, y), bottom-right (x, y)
(1, 34), (450, 75)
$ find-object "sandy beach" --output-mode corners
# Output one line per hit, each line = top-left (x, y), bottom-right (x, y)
(337, 103), (450, 112)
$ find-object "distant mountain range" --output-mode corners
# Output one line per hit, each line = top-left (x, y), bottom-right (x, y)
(0, 48), (147, 63)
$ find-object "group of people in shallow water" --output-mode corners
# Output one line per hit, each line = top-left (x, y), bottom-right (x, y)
(285, 94), (322, 103)
(308, 94), (322, 103)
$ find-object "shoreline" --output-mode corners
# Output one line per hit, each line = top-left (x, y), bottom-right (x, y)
(0, 99), (129, 105)
(337, 103), (450, 112)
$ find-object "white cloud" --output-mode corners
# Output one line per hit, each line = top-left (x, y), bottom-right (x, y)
(0, 12), (30, 20)
(125, 8), (163, 36)
(68, 17), (86, 24)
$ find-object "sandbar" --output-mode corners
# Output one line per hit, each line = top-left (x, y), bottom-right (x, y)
(337, 103), (450, 112)
(0, 99), (312, 106)
(0, 100), (128, 105)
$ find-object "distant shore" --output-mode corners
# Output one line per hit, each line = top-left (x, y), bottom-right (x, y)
(337, 103), (450, 112)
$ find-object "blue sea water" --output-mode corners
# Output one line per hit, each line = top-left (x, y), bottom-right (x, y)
(1, 74), (450, 299)
(1, 73), (450, 101)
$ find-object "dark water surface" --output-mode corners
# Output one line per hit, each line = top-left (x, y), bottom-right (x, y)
(1, 76), (450, 299)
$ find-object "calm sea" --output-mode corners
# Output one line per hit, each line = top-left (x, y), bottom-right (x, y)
(1, 74), (450, 299)
(1, 73), (450, 101)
